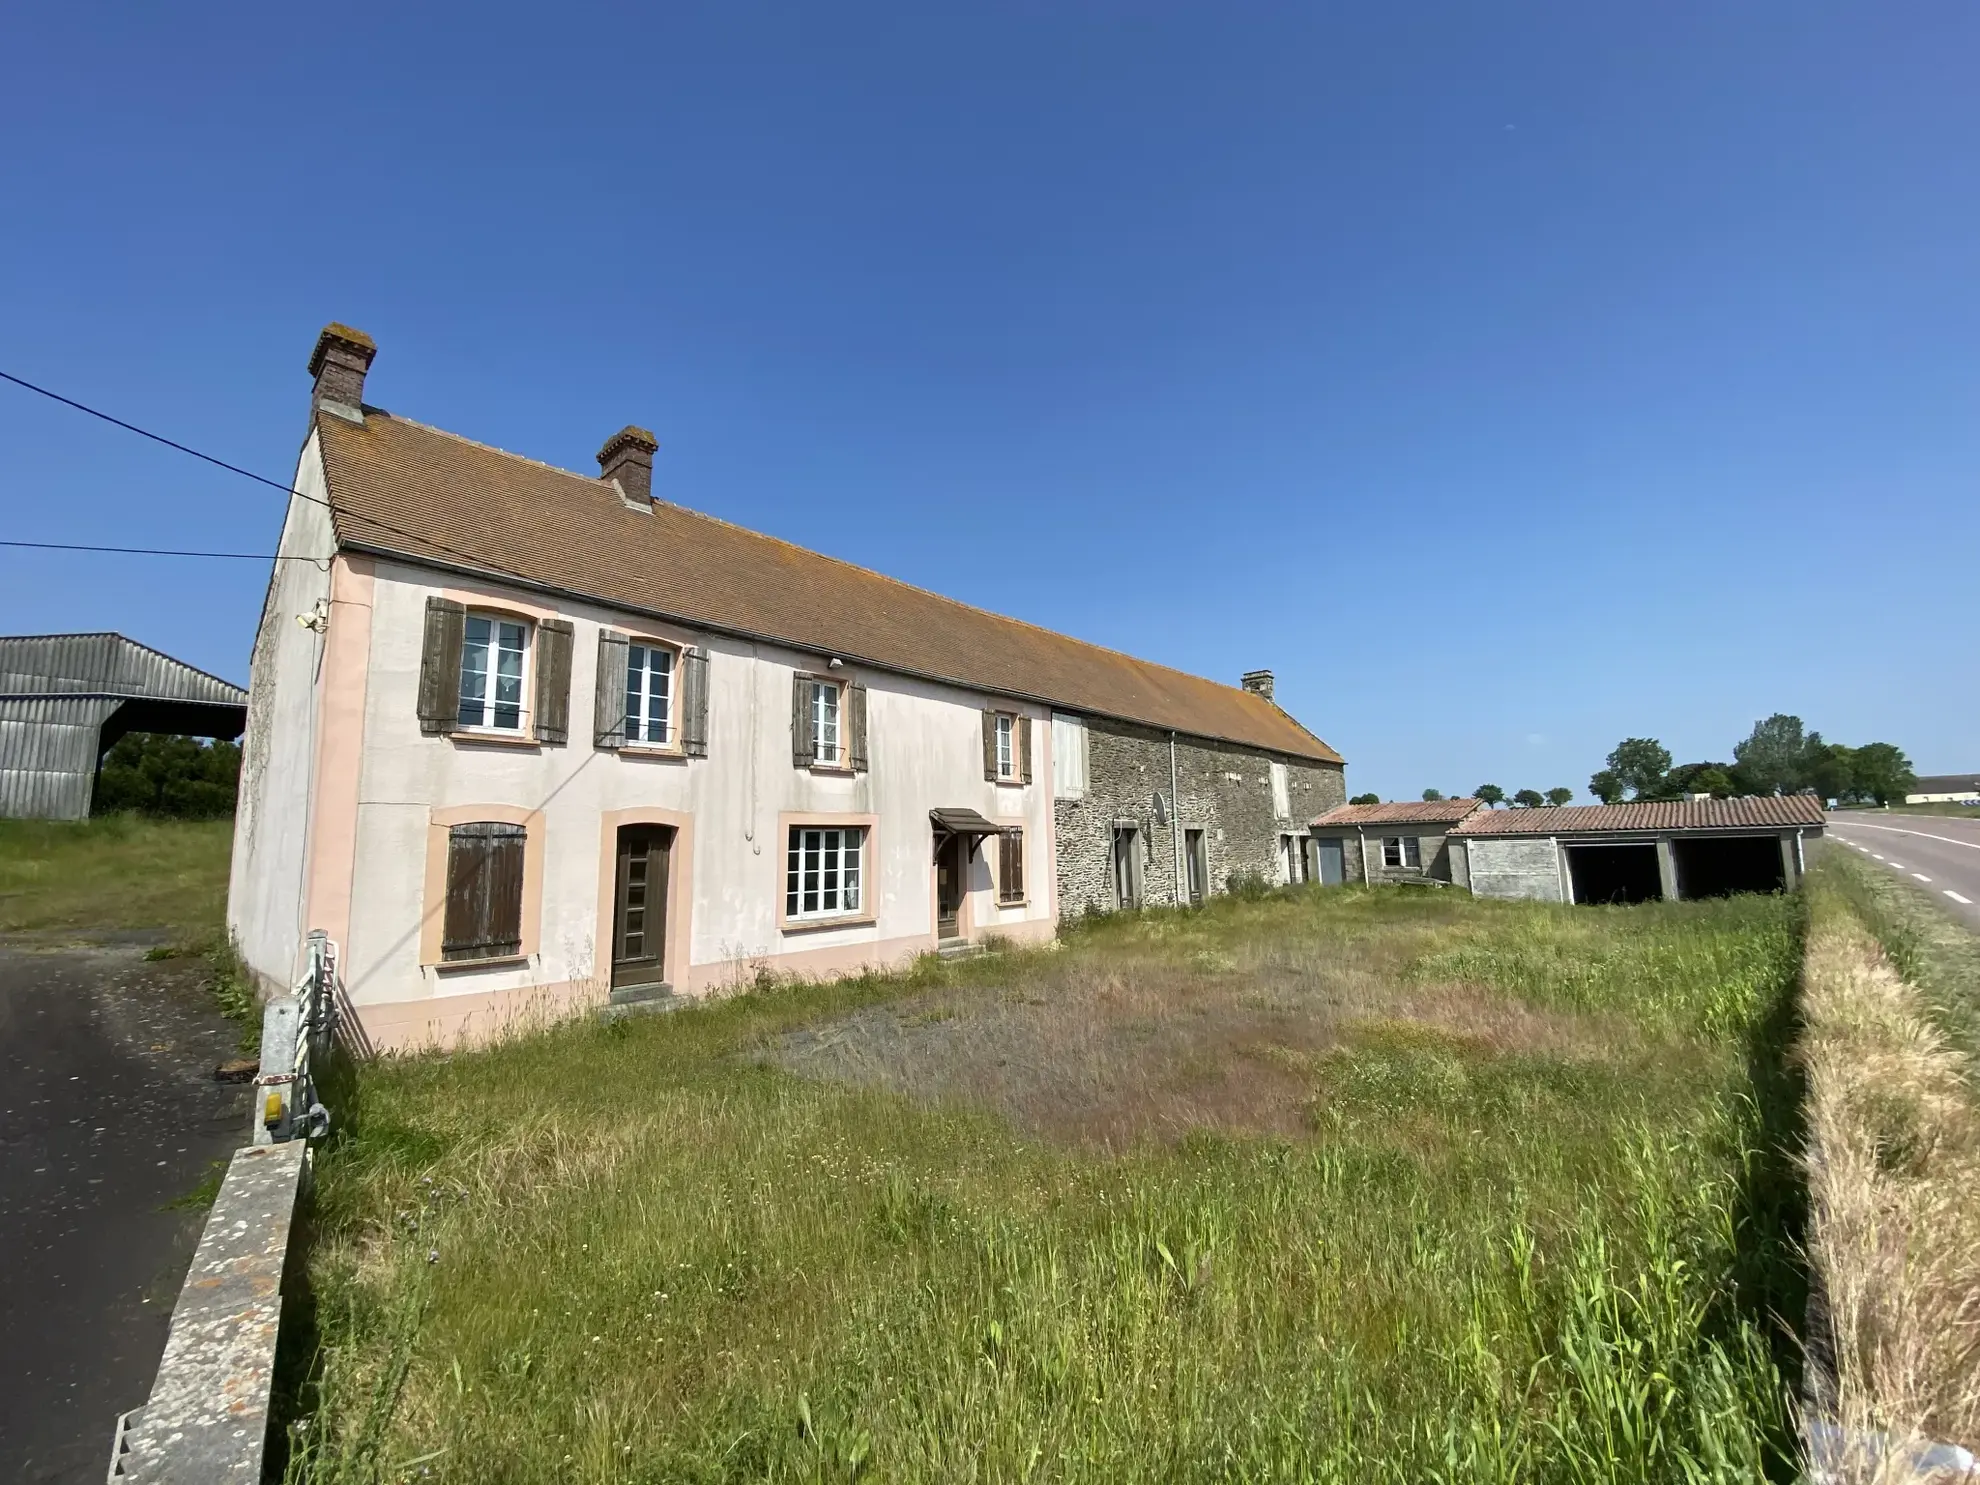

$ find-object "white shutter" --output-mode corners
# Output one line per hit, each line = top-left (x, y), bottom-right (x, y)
(1051, 713), (1088, 800)
(1270, 762), (1290, 821)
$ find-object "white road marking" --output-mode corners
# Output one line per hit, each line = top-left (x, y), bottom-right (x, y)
(1871, 854), (1885, 861)
(1912, 873), (1933, 883)
(1947, 891), (1974, 906)
(1830, 820), (1980, 852)
(1887, 861), (1906, 870)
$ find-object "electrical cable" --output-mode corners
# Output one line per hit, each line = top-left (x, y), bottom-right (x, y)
(1, 538), (312, 561)
(0, 368), (557, 587)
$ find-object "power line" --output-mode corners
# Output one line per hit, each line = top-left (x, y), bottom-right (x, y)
(0, 367), (550, 585)
(0, 539), (308, 561)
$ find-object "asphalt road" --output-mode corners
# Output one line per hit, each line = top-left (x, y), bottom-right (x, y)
(0, 937), (248, 1485)
(1823, 811), (1980, 935)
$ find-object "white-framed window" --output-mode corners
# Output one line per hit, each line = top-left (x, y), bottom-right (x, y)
(459, 614), (530, 731)
(1382, 836), (1423, 869)
(810, 680), (842, 765)
(624, 641), (674, 746)
(995, 713), (1016, 780)
(786, 825), (863, 919)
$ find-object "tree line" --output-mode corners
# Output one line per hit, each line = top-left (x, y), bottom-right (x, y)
(92, 733), (241, 818)
(1346, 714), (1915, 811)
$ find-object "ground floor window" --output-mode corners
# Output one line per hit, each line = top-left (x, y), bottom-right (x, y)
(1382, 836), (1423, 870)
(786, 825), (864, 919)
(442, 821), (527, 961)
(998, 827), (1025, 903)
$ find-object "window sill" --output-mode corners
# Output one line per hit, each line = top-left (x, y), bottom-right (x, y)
(995, 897), (1029, 910)
(618, 744), (688, 763)
(431, 953), (531, 974)
(780, 913), (877, 935)
(807, 762), (857, 776)
(449, 729), (542, 751)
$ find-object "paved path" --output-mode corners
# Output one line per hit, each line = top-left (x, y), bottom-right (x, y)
(0, 937), (248, 1484)
(1824, 811), (1980, 935)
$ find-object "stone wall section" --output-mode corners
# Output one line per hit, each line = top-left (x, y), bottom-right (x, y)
(1054, 715), (1346, 917)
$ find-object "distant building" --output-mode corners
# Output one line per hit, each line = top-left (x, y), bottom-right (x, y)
(0, 633), (246, 819)
(1308, 798), (1486, 887)
(1906, 774), (1980, 805)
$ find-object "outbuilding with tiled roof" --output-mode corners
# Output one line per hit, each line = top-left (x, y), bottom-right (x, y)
(1307, 798), (1486, 887)
(1447, 795), (1825, 904)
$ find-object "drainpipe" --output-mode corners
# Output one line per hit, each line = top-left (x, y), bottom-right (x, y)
(1357, 825), (1369, 883)
(1169, 731), (1182, 905)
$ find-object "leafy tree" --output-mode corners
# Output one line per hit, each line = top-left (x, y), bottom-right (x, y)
(1545, 787), (1574, 808)
(1605, 737), (1672, 800)
(1349, 792), (1380, 806)
(1512, 788), (1545, 809)
(1801, 743), (1857, 803)
(1849, 743), (1916, 807)
(1475, 784), (1506, 808)
(1732, 713), (1829, 796)
(1665, 761), (1737, 800)
(94, 733), (240, 818)
(1589, 770), (1625, 805)
(1421, 788), (1443, 801)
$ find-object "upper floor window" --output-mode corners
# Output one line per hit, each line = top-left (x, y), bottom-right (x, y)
(791, 674), (867, 771)
(1270, 761), (1291, 820)
(811, 680), (842, 764)
(418, 597), (572, 744)
(624, 642), (674, 746)
(459, 614), (530, 732)
(982, 709), (1030, 784)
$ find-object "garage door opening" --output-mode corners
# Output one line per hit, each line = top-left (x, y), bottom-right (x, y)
(1673, 836), (1785, 899)
(1567, 844), (1662, 905)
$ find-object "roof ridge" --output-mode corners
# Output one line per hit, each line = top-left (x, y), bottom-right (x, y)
(365, 411), (1305, 723)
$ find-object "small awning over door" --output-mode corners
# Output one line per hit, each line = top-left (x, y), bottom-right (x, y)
(930, 807), (1002, 859)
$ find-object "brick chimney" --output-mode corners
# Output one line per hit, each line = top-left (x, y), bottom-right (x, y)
(597, 426), (658, 505)
(1240, 670), (1275, 702)
(308, 323), (376, 422)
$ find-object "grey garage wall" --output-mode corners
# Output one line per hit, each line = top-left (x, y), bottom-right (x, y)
(1465, 837), (1564, 902)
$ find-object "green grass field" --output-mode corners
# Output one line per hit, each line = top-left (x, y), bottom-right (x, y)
(292, 887), (1806, 1483)
(0, 815), (233, 942)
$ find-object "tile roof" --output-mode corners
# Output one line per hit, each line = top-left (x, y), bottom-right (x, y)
(1311, 798), (1485, 827)
(1450, 796), (1827, 836)
(313, 410), (1343, 763)
(1912, 775), (1980, 794)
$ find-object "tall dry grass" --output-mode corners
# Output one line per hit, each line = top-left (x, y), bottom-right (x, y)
(1800, 858), (1980, 1480)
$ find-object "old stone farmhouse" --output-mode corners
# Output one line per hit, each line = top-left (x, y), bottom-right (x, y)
(230, 326), (1345, 1049)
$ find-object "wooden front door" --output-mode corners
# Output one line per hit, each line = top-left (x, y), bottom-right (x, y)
(935, 833), (965, 940)
(612, 824), (673, 991)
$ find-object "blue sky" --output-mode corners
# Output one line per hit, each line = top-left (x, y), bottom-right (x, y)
(2, 4), (1973, 800)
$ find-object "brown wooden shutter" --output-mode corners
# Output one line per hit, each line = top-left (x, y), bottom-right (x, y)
(791, 674), (816, 767)
(1017, 715), (1032, 784)
(594, 630), (628, 749)
(982, 709), (998, 781)
(1000, 827), (1024, 902)
(680, 648), (710, 758)
(533, 619), (573, 744)
(846, 682), (869, 773)
(441, 822), (527, 961)
(417, 597), (466, 735)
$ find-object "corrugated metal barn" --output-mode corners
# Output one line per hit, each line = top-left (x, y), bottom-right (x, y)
(0, 633), (248, 820)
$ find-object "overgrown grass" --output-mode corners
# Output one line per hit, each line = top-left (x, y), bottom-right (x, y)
(290, 887), (1805, 1483)
(1798, 854), (1980, 1472)
(0, 814), (233, 941)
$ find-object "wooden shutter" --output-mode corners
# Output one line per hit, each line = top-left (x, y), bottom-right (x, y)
(1017, 715), (1032, 784)
(533, 619), (573, 745)
(680, 647), (710, 757)
(441, 822), (527, 961)
(791, 675), (816, 767)
(847, 682), (869, 773)
(416, 597), (466, 735)
(593, 631), (629, 749)
(982, 709), (998, 781)
(1000, 828), (1024, 902)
